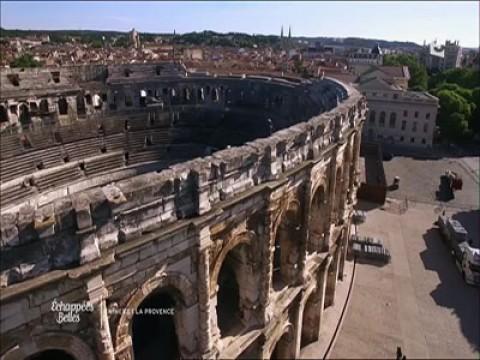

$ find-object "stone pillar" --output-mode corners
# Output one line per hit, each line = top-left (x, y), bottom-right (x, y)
(299, 177), (313, 281)
(349, 131), (361, 204)
(312, 255), (331, 340)
(324, 247), (341, 308)
(86, 275), (115, 360)
(338, 225), (350, 281)
(196, 226), (217, 359)
(259, 206), (275, 325)
(325, 150), (339, 248)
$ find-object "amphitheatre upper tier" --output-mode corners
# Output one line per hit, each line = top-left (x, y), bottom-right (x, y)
(0, 62), (365, 288)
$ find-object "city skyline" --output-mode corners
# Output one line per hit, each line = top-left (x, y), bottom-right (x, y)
(1, 1), (478, 48)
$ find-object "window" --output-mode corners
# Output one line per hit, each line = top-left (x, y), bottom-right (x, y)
(403, 110), (408, 117)
(125, 95), (133, 107)
(389, 113), (396, 128)
(393, 94), (399, 100)
(414, 111), (419, 118)
(412, 121), (417, 132)
(426, 113), (430, 119)
(400, 136), (404, 142)
(369, 110), (376, 124)
(423, 123), (428, 133)
(379, 111), (386, 127)
(410, 137), (415, 143)
(422, 138), (426, 144)
(401, 120), (406, 131)
(372, 92), (377, 96)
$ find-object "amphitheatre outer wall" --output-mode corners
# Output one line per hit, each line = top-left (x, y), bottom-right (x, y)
(0, 63), (366, 360)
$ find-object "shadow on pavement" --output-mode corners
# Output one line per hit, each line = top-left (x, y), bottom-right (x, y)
(452, 209), (480, 248)
(355, 200), (381, 212)
(420, 227), (480, 352)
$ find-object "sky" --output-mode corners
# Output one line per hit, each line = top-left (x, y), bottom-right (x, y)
(1, 1), (478, 48)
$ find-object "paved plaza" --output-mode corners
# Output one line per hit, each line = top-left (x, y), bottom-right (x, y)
(382, 155), (479, 209)
(332, 155), (479, 359)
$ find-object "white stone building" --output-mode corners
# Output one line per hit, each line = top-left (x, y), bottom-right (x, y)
(359, 77), (439, 147)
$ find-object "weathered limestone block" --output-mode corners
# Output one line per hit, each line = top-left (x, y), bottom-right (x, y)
(103, 184), (127, 208)
(73, 193), (93, 230)
(8, 257), (50, 285)
(96, 221), (119, 250)
(0, 213), (19, 247)
(34, 204), (56, 239)
(17, 204), (37, 245)
(54, 197), (75, 231)
(79, 232), (101, 264)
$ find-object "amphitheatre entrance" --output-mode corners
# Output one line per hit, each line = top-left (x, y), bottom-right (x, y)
(131, 290), (180, 360)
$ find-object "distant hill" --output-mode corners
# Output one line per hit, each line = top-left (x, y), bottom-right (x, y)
(0, 27), (422, 50)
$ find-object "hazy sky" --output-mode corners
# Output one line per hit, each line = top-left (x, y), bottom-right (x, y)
(1, 1), (478, 47)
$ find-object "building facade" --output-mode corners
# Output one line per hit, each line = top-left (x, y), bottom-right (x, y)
(0, 63), (366, 360)
(361, 88), (438, 147)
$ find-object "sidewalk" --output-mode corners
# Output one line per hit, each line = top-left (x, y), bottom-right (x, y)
(300, 259), (355, 359)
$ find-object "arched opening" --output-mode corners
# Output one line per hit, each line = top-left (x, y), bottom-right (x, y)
(39, 99), (49, 114)
(58, 98), (68, 115)
(76, 95), (86, 116)
(26, 349), (76, 360)
(301, 289), (321, 347)
(19, 103), (31, 128)
(309, 185), (329, 252)
(131, 290), (180, 360)
(0, 105), (8, 123)
(272, 201), (302, 291)
(216, 259), (241, 337)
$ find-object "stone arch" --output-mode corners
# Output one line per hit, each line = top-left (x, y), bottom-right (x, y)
(267, 323), (295, 359)
(210, 228), (258, 339)
(114, 271), (197, 358)
(0, 332), (95, 360)
(272, 196), (303, 290)
(209, 230), (255, 294)
(309, 183), (329, 252)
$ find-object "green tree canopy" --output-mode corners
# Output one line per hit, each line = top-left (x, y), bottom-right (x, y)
(383, 54), (429, 90)
(429, 68), (480, 89)
(9, 53), (41, 68)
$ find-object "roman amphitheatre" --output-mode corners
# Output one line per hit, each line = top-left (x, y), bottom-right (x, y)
(0, 62), (366, 359)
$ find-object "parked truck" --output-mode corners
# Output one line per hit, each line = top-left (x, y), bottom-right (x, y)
(437, 214), (480, 286)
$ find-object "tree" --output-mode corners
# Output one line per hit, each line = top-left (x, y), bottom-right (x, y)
(384, 54), (429, 90)
(429, 68), (480, 89)
(10, 53), (41, 68)
(444, 112), (470, 141)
